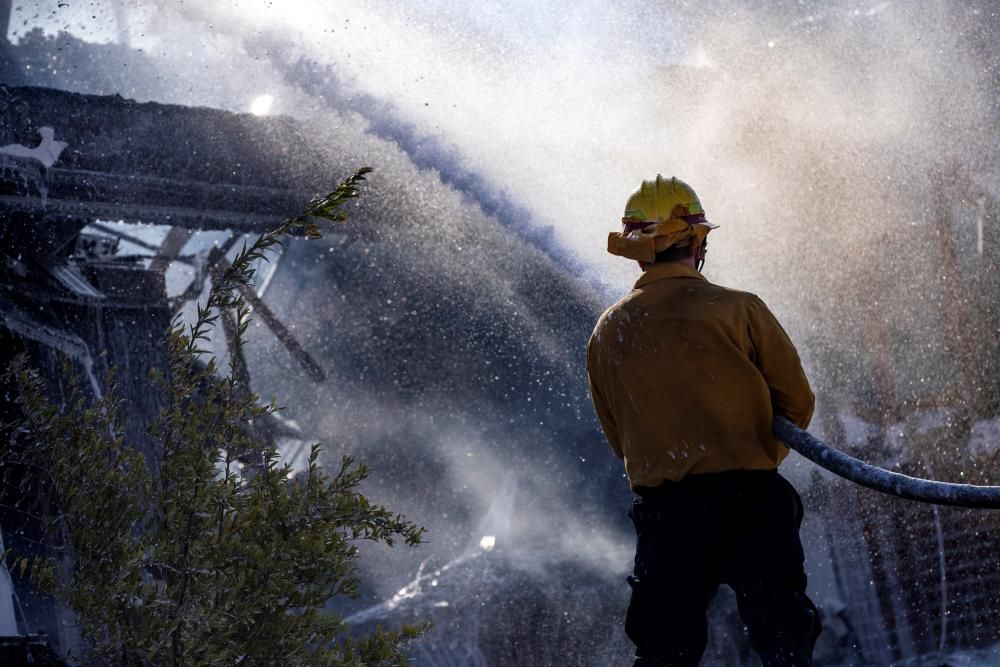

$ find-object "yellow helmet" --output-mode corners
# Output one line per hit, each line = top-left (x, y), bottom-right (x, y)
(609, 175), (718, 266)
(623, 175), (705, 221)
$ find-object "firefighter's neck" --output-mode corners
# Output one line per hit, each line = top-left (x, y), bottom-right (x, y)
(641, 256), (698, 272)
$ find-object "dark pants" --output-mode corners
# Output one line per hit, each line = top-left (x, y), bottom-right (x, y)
(626, 469), (820, 667)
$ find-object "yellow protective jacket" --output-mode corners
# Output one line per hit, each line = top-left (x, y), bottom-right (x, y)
(586, 262), (814, 489)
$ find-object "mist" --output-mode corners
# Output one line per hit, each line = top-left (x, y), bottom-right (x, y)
(5, 0), (1000, 664)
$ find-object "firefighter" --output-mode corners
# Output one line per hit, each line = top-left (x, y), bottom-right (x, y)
(587, 175), (821, 666)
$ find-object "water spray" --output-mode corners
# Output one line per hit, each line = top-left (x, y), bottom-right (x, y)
(775, 416), (1000, 509)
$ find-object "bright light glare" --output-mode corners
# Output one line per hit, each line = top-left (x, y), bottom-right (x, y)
(479, 535), (496, 551)
(249, 94), (274, 116)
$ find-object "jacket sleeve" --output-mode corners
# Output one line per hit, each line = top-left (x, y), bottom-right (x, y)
(586, 337), (624, 460)
(746, 296), (815, 429)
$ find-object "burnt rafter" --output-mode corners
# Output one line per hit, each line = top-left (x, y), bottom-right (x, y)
(237, 279), (326, 383)
(208, 250), (326, 384)
(0, 168), (294, 233)
(0, 191), (287, 233)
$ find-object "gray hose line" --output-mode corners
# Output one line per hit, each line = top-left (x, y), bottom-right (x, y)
(774, 416), (1000, 509)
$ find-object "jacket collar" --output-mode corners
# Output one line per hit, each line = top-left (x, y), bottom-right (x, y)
(633, 262), (707, 290)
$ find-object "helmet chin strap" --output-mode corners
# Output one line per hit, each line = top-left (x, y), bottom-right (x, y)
(696, 239), (708, 272)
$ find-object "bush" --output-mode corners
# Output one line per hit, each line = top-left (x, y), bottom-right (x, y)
(1, 168), (424, 666)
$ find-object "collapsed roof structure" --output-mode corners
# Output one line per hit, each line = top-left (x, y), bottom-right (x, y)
(0, 84), (332, 658)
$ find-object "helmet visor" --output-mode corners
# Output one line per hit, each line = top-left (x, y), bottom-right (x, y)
(621, 212), (709, 235)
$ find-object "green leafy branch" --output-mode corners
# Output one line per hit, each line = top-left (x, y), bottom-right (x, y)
(2, 167), (426, 666)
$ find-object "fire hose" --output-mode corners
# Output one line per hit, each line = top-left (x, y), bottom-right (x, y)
(774, 416), (1000, 509)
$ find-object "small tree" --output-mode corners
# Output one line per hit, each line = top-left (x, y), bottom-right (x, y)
(2, 168), (424, 666)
